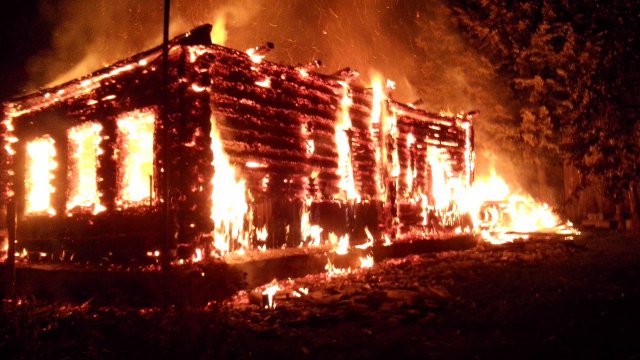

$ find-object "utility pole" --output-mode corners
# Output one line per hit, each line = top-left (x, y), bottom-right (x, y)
(161, 0), (172, 270)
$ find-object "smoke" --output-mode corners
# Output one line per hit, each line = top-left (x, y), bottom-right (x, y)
(27, 0), (422, 101)
(27, 0), (474, 105)
(26, 0), (553, 203)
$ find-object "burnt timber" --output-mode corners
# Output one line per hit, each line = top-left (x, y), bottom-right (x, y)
(1, 24), (475, 264)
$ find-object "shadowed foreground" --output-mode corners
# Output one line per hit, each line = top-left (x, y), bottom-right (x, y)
(2, 232), (639, 359)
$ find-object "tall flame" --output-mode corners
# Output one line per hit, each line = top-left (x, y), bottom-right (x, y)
(428, 147), (450, 210)
(301, 196), (322, 246)
(67, 122), (104, 214)
(210, 15), (227, 45)
(116, 110), (154, 207)
(210, 114), (249, 254)
(369, 73), (385, 200)
(25, 135), (57, 215)
(335, 81), (359, 201)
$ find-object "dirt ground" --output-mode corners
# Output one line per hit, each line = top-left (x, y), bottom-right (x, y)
(2, 231), (640, 359)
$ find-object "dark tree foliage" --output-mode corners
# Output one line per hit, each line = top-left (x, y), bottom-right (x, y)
(446, 0), (640, 201)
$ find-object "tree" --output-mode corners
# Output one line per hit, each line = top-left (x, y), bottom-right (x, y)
(446, 0), (640, 227)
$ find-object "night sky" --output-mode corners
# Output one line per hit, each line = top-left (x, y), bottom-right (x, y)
(0, 0), (53, 99)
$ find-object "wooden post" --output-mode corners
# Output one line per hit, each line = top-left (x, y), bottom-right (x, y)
(5, 198), (16, 299)
(628, 181), (640, 233)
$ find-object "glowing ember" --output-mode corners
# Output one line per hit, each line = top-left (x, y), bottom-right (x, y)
(146, 250), (160, 257)
(246, 48), (265, 64)
(255, 77), (271, 88)
(325, 258), (351, 277)
(305, 139), (315, 155)
(116, 110), (155, 207)
(192, 248), (204, 263)
(3, 117), (17, 158)
(335, 81), (359, 201)
(67, 122), (104, 214)
(245, 161), (267, 169)
(292, 287), (309, 298)
(0, 237), (7, 262)
(210, 113), (249, 254)
(25, 135), (57, 215)
(261, 279), (281, 309)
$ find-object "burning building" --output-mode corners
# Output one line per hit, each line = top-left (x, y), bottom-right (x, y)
(1, 24), (475, 264)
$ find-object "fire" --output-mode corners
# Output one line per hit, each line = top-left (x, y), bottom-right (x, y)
(335, 81), (359, 201)
(406, 132), (416, 194)
(301, 197), (323, 246)
(355, 227), (374, 249)
(67, 122), (105, 214)
(115, 110), (155, 207)
(427, 147), (453, 210)
(210, 113), (249, 255)
(246, 48), (266, 64)
(255, 77), (271, 88)
(0, 237), (8, 262)
(3, 117), (17, 158)
(25, 135), (57, 215)
(324, 253), (375, 277)
(468, 167), (579, 244)
(330, 232), (350, 255)
(210, 15), (227, 45)
(359, 255), (374, 268)
(369, 73), (385, 200)
(324, 258), (351, 277)
(261, 279), (281, 309)
(192, 248), (204, 263)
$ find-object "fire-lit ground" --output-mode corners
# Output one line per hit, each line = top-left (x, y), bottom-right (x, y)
(2, 232), (640, 359)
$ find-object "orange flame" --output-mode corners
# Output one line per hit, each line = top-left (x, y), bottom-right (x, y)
(67, 122), (105, 214)
(369, 73), (386, 200)
(115, 110), (154, 207)
(359, 255), (374, 268)
(301, 197), (323, 247)
(467, 167), (579, 244)
(210, 114), (250, 255)
(335, 81), (359, 201)
(25, 135), (57, 215)
(210, 15), (227, 45)
(330, 232), (350, 255)
(261, 279), (281, 309)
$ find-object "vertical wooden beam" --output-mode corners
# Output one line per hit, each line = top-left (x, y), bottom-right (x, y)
(5, 198), (16, 299)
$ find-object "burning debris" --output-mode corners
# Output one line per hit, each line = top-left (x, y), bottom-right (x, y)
(0, 23), (574, 268)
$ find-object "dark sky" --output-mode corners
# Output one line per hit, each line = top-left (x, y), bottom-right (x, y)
(0, 0), (52, 99)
